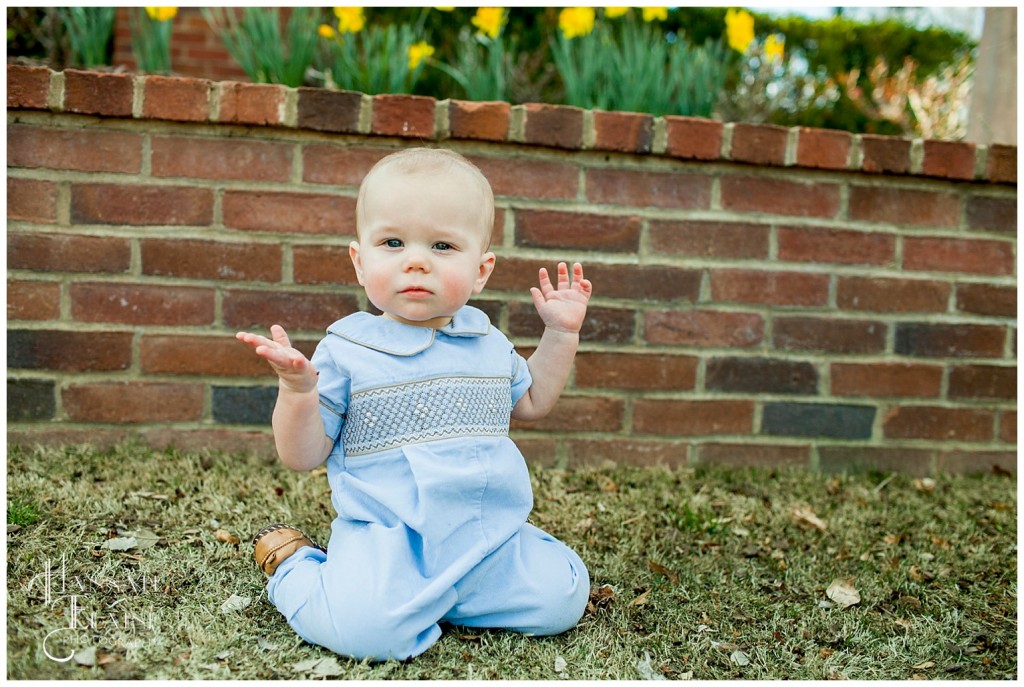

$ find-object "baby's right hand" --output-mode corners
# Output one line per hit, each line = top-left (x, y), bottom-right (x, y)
(236, 325), (318, 394)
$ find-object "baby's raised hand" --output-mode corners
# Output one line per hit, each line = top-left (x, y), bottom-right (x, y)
(236, 325), (318, 394)
(530, 262), (593, 334)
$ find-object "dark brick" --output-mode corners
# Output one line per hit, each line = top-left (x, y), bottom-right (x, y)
(706, 357), (818, 395)
(937, 450), (1016, 475)
(956, 283), (1016, 318)
(581, 263), (701, 303)
(762, 402), (875, 439)
(586, 168), (712, 210)
(514, 209), (641, 252)
(883, 406), (994, 442)
(212, 385), (277, 425)
(773, 317), (886, 354)
(222, 289), (359, 332)
(649, 219), (769, 260)
(297, 87), (362, 133)
(895, 323), (1006, 358)
(948, 365), (1016, 400)
(142, 75), (211, 122)
(508, 301), (634, 344)
(860, 134), (911, 174)
(8, 378), (55, 421)
(966, 195), (1016, 233)
(8, 329), (132, 372)
(986, 144), (1016, 184)
(522, 103), (584, 149)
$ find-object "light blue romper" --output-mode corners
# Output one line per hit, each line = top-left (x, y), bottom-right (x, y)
(265, 305), (590, 661)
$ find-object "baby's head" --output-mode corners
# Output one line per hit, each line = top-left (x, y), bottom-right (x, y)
(355, 148), (495, 250)
(349, 148), (498, 328)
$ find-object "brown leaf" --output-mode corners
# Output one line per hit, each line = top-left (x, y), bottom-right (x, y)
(648, 560), (679, 585)
(630, 589), (651, 607)
(792, 507), (828, 531)
(215, 529), (240, 545)
(825, 578), (861, 609)
(912, 478), (936, 493)
(586, 584), (616, 614)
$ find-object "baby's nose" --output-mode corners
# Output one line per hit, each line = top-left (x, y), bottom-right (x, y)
(403, 248), (430, 271)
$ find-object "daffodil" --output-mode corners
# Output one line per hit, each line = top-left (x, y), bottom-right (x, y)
(604, 7), (629, 19)
(642, 7), (668, 22)
(334, 6), (365, 34)
(145, 7), (177, 22)
(558, 7), (595, 40)
(725, 7), (754, 53)
(471, 7), (506, 40)
(407, 40), (435, 69)
(764, 34), (785, 62)
(434, 6), (455, 11)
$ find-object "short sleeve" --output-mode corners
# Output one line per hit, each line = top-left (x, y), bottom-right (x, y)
(509, 347), (532, 407)
(311, 339), (350, 441)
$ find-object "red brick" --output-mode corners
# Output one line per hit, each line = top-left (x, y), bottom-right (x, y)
(71, 184), (213, 226)
(63, 69), (133, 117)
(293, 245), (361, 286)
(469, 156), (578, 200)
(222, 191), (355, 234)
(297, 87), (362, 133)
(583, 263), (702, 302)
(796, 127), (851, 169)
(831, 362), (943, 398)
(774, 317), (886, 354)
(566, 439), (688, 468)
(7, 280), (61, 321)
(9, 233), (131, 273)
(966, 195), (1016, 233)
(7, 64), (51, 109)
(141, 334), (293, 376)
(644, 310), (764, 348)
(922, 139), (975, 180)
(999, 411), (1016, 443)
(633, 399), (753, 436)
(720, 176), (839, 218)
(848, 185), (960, 228)
(710, 269), (829, 307)
(592, 110), (653, 153)
(71, 283), (215, 325)
(8, 126), (142, 174)
(777, 226), (895, 266)
(511, 395), (623, 433)
(956, 283), (1015, 317)
(574, 353), (697, 390)
(138, 427), (277, 459)
(587, 168), (712, 210)
(222, 289), (359, 331)
(696, 443), (810, 468)
(860, 134), (911, 174)
(480, 256), (546, 293)
(152, 136), (292, 182)
(303, 145), (390, 186)
(141, 238), (282, 282)
(7, 178), (57, 223)
(663, 116), (722, 160)
(507, 302), (635, 344)
(936, 450), (1015, 475)
(513, 437), (562, 468)
(883, 406), (994, 442)
(63, 382), (204, 423)
(448, 100), (510, 141)
(837, 276), (950, 313)
(730, 122), (788, 166)
(896, 322), (1006, 359)
(818, 447), (933, 476)
(8, 329), (132, 372)
(948, 364), (1016, 400)
(986, 144), (1016, 184)
(514, 209), (641, 252)
(904, 237), (1014, 276)
(522, 102), (584, 149)
(649, 219), (769, 259)
(372, 94), (436, 138)
(142, 75), (211, 122)
(217, 81), (285, 125)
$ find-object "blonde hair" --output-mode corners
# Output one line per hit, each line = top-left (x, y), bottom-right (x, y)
(355, 148), (495, 248)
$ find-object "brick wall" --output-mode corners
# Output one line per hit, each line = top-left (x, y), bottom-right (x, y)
(7, 65), (1017, 474)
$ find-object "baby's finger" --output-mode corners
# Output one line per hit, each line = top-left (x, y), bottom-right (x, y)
(556, 262), (570, 289)
(270, 324), (292, 348)
(537, 267), (553, 295)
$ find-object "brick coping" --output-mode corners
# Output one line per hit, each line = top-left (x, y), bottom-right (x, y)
(6, 65), (1017, 185)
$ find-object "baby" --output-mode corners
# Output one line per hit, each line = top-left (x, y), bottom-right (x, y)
(236, 147), (593, 661)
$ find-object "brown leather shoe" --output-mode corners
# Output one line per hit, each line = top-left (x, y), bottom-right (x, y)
(252, 524), (325, 576)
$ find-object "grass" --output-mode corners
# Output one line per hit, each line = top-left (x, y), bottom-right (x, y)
(6, 442), (1017, 680)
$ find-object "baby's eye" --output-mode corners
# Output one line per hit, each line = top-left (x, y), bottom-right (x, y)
(433, 242), (453, 251)
(384, 238), (403, 248)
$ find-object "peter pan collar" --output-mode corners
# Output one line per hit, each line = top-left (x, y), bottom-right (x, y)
(326, 305), (492, 356)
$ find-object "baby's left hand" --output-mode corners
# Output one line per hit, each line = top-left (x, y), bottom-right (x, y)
(530, 262), (593, 334)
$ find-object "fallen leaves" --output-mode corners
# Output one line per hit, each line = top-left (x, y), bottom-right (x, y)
(220, 594), (251, 614)
(792, 507), (827, 531)
(825, 578), (861, 609)
(635, 651), (667, 680)
(586, 584), (616, 614)
(215, 529), (240, 545)
(648, 560), (679, 585)
(292, 656), (342, 677)
(99, 529), (160, 551)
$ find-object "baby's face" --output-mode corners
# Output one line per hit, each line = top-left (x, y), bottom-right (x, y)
(350, 166), (495, 329)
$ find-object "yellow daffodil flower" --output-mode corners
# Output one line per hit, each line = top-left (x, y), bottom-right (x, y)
(334, 6), (365, 34)
(434, 6), (455, 11)
(604, 7), (629, 19)
(642, 7), (668, 22)
(725, 7), (754, 53)
(558, 7), (595, 40)
(145, 7), (177, 22)
(318, 23), (336, 39)
(471, 7), (506, 40)
(408, 41), (435, 69)
(764, 34), (785, 62)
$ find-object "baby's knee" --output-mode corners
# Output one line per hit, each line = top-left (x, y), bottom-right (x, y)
(536, 558), (590, 635)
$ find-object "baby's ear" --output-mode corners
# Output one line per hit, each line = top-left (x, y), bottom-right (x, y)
(474, 251), (496, 293)
(348, 241), (365, 285)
